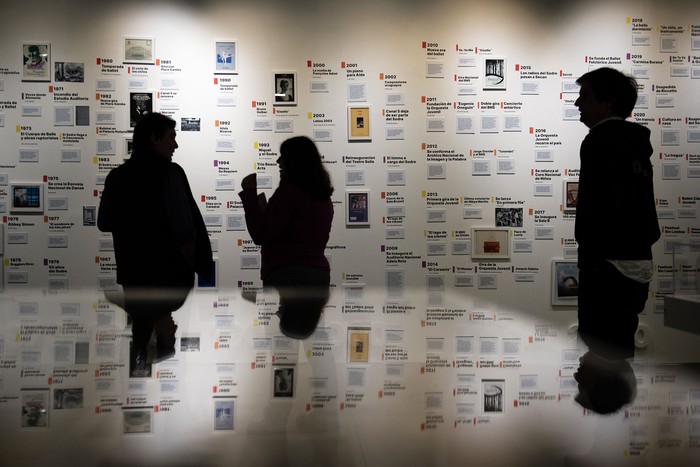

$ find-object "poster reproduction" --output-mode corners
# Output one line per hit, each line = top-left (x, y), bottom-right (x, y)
(22, 43), (51, 82)
(130, 92), (153, 128)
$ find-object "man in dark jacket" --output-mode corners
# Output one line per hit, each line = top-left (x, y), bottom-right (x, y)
(98, 113), (213, 369)
(573, 67), (660, 361)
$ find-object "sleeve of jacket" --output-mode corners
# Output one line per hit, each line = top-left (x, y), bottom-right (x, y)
(238, 186), (294, 245)
(97, 169), (119, 233)
(174, 163), (214, 280)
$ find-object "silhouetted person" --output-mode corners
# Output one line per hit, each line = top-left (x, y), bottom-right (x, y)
(572, 68), (659, 413)
(574, 351), (637, 415)
(239, 136), (333, 339)
(98, 113), (213, 370)
(574, 67), (660, 361)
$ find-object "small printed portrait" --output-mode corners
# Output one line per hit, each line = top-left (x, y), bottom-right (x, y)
(273, 367), (295, 398)
(482, 380), (505, 413)
(274, 73), (296, 105)
(24, 44), (47, 70)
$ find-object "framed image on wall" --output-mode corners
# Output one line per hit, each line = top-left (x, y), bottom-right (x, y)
(124, 36), (155, 65)
(10, 182), (44, 213)
(214, 40), (238, 74)
(348, 105), (371, 141)
(273, 72), (296, 105)
(563, 178), (579, 211)
(346, 190), (370, 226)
(482, 379), (505, 414)
(213, 397), (235, 431)
(471, 227), (510, 260)
(347, 327), (370, 363)
(272, 365), (295, 398)
(129, 91), (153, 128)
(483, 57), (506, 90)
(552, 259), (579, 306)
(22, 43), (51, 82)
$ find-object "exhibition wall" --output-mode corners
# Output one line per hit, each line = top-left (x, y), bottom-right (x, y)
(0, 0), (698, 306)
(1, 0), (699, 465)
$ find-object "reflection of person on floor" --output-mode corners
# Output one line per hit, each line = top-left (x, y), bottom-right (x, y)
(275, 369), (292, 395)
(572, 67), (659, 414)
(574, 351), (636, 415)
(239, 136), (333, 339)
(98, 113), (213, 368)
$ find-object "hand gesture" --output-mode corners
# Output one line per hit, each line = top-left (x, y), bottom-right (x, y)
(241, 173), (257, 191)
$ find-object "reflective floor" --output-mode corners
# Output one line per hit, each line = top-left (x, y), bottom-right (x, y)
(1, 288), (699, 467)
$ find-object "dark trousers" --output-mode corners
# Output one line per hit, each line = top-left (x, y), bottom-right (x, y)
(577, 260), (649, 359)
(263, 265), (330, 339)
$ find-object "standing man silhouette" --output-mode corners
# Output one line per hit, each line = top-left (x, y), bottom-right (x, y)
(98, 113), (213, 367)
(573, 67), (660, 360)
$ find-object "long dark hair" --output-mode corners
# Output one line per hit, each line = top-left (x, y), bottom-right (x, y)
(279, 136), (333, 201)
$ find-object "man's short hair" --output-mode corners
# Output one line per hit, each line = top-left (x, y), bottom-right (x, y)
(576, 67), (638, 118)
(132, 112), (176, 154)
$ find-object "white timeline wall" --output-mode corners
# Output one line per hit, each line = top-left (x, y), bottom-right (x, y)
(2, 1), (700, 464)
(0, 0), (699, 320)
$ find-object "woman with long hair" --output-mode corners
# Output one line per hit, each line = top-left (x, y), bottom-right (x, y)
(239, 136), (334, 338)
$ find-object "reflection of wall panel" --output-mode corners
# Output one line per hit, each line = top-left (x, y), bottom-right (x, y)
(0, 290), (698, 465)
(0, 0), (698, 319)
(1, 2), (699, 464)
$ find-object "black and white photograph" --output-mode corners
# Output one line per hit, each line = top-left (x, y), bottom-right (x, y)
(122, 407), (153, 434)
(124, 37), (155, 64)
(22, 43), (50, 82)
(274, 72), (296, 105)
(129, 92), (153, 128)
(54, 61), (84, 82)
(483, 58), (506, 90)
(82, 206), (96, 226)
(495, 207), (523, 227)
(181, 117), (201, 131)
(482, 379), (505, 413)
(53, 388), (84, 409)
(273, 366), (295, 398)
(180, 336), (201, 352)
